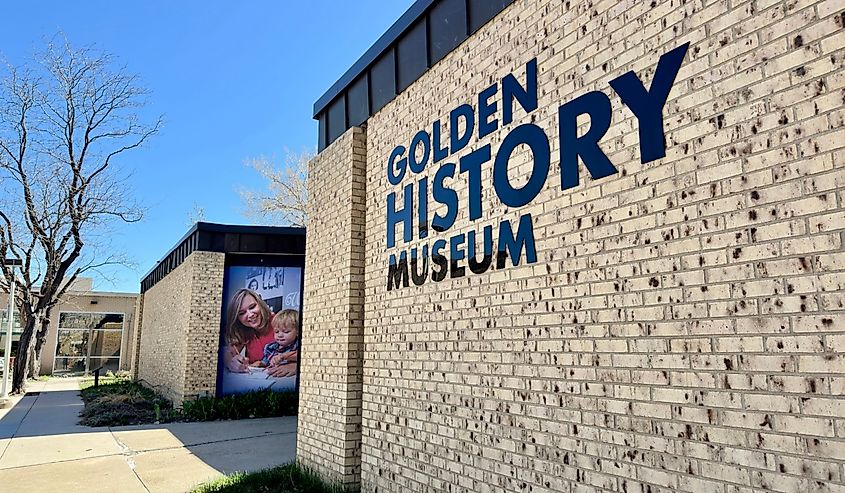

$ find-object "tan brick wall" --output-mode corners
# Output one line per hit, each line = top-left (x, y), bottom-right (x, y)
(300, 0), (845, 491)
(131, 293), (144, 379)
(297, 126), (367, 488)
(136, 251), (224, 404)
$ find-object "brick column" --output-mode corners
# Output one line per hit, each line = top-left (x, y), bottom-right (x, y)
(297, 126), (366, 489)
(130, 293), (144, 380)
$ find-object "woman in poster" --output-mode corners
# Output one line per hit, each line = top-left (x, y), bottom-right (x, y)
(223, 288), (297, 378)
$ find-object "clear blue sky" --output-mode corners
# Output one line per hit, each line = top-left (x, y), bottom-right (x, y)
(0, 1), (414, 293)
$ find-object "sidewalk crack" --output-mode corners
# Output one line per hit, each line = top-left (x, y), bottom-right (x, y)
(109, 428), (149, 493)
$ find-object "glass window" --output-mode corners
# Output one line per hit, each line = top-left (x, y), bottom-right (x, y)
(59, 312), (123, 331)
(396, 19), (428, 92)
(54, 357), (86, 373)
(56, 330), (88, 358)
(54, 312), (124, 374)
(430, 0), (468, 64)
(89, 357), (120, 373)
(0, 309), (23, 334)
(90, 330), (122, 358)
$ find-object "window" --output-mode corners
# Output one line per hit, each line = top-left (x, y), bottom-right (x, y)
(0, 309), (23, 334)
(54, 312), (124, 374)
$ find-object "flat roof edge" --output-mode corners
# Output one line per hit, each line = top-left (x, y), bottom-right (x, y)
(140, 222), (306, 287)
(312, 0), (436, 118)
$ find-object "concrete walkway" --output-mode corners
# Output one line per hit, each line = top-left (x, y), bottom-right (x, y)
(0, 378), (297, 492)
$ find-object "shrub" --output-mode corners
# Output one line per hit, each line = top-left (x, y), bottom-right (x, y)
(79, 379), (176, 426)
(79, 379), (298, 426)
(181, 389), (298, 422)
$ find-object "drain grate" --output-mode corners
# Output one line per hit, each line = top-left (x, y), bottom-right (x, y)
(25, 392), (40, 396)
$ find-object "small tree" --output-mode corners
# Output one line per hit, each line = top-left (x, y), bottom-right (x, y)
(186, 202), (206, 227)
(0, 39), (160, 392)
(239, 149), (311, 227)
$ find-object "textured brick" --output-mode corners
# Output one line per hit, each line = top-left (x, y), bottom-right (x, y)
(134, 251), (224, 405)
(301, 0), (845, 491)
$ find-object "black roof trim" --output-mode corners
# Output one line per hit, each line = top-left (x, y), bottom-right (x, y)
(140, 222), (305, 293)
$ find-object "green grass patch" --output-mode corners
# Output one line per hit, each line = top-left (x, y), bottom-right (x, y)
(191, 463), (345, 493)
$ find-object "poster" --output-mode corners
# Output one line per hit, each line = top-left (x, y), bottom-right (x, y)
(217, 265), (302, 396)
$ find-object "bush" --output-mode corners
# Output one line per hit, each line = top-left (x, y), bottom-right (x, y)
(181, 389), (298, 422)
(79, 379), (176, 426)
(79, 379), (298, 426)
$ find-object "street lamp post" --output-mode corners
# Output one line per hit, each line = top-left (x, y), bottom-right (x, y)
(1, 258), (22, 401)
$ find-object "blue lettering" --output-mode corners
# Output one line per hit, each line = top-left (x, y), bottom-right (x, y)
(558, 91), (616, 190)
(432, 121), (449, 163)
(431, 163), (458, 232)
(450, 104), (475, 154)
(609, 43), (689, 163)
(459, 145), (491, 221)
(478, 82), (499, 139)
(386, 184), (413, 248)
(493, 124), (550, 207)
(387, 145), (407, 185)
(496, 214), (537, 269)
(408, 130), (431, 174)
(502, 58), (538, 126)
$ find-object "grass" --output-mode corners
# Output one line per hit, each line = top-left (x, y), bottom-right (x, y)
(79, 375), (124, 390)
(191, 463), (346, 493)
(78, 376), (298, 426)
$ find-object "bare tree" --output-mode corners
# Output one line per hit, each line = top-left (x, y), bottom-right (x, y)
(186, 202), (206, 227)
(239, 149), (311, 227)
(0, 38), (160, 392)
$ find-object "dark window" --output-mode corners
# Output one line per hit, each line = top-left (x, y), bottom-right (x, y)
(326, 94), (347, 144)
(468, 0), (512, 34)
(396, 19), (428, 92)
(347, 74), (370, 127)
(370, 48), (396, 113)
(430, 0), (468, 64)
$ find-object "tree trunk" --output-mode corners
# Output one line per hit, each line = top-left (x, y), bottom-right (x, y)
(12, 318), (36, 393)
(32, 316), (50, 379)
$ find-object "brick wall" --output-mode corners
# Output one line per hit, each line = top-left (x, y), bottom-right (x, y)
(301, 0), (845, 491)
(136, 251), (224, 404)
(131, 293), (144, 379)
(297, 127), (368, 488)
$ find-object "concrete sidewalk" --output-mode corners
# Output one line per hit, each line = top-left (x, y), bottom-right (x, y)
(0, 378), (297, 492)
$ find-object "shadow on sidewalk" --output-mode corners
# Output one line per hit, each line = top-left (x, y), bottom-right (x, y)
(0, 380), (297, 488)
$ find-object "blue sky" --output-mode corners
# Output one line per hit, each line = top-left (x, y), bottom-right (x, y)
(0, 1), (414, 293)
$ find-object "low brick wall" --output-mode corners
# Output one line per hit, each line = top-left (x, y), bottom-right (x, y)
(135, 251), (224, 405)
